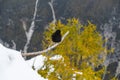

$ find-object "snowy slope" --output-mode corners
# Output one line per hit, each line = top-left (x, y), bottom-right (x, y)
(0, 44), (46, 80)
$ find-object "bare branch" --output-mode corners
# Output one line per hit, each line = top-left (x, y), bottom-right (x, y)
(21, 19), (27, 36)
(11, 40), (16, 50)
(22, 31), (69, 57)
(23, 0), (39, 53)
(33, 0), (39, 21)
(48, 0), (56, 24)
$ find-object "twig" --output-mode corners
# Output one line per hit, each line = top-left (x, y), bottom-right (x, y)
(11, 40), (16, 50)
(48, 0), (56, 24)
(22, 31), (69, 57)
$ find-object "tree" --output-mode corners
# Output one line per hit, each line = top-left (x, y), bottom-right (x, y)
(38, 18), (105, 79)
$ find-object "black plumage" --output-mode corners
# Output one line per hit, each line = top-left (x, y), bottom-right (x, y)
(51, 30), (62, 42)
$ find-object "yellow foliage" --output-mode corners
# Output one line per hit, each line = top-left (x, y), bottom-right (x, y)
(79, 22), (103, 56)
(39, 18), (105, 80)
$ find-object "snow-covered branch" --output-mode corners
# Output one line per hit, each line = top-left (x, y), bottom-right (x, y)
(48, 0), (56, 24)
(22, 31), (69, 57)
(22, 0), (39, 53)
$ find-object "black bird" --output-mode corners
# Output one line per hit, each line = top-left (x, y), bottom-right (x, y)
(51, 30), (62, 42)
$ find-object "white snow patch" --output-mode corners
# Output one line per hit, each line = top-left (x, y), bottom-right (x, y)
(75, 71), (83, 75)
(26, 55), (46, 70)
(0, 44), (46, 80)
(50, 55), (62, 60)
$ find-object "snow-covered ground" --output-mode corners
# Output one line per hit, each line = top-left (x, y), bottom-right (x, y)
(0, 43), (47, 80)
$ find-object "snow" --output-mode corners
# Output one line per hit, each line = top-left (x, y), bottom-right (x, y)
(0, 44), (46, 80)
(0, 43), (83, 80)
(50, 55), (62, 60)
(26, 55), (46, 70)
